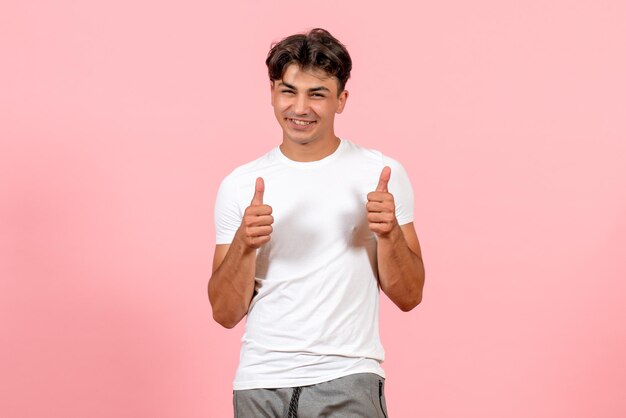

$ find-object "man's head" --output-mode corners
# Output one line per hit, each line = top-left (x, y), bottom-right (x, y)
(266, 28), (352, 95)
(267, 29), (352, 148)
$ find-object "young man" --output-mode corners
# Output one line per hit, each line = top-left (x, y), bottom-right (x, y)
(208, 28), (425, 417)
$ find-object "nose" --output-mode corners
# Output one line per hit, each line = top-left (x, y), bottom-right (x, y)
(293, 93), (309, 115)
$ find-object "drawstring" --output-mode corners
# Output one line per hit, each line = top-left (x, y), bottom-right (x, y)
(287, 386), (302, 418)
(379, 380), (387, 418)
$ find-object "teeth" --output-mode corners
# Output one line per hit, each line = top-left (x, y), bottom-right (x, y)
(292, 119), (313, 126)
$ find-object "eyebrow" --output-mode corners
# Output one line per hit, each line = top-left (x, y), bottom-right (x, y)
(278, 81), (331, 93)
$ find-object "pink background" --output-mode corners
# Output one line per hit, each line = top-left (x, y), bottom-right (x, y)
(1, 0), (625, 417)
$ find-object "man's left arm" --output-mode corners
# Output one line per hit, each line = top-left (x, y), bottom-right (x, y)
(367, 166), (425, 311)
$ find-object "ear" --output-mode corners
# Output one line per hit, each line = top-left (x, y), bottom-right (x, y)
(270, 80), (275, 106)
(336, 89), (349, 114)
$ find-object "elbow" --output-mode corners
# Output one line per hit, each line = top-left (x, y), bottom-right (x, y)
(208, 287), (247, 329)
(400, 268), (425, 312)
(210, 297), (246, 329)
(398, 292), (422, 312)
(208, 282), (240, 328)
(212, 310), (240, 329)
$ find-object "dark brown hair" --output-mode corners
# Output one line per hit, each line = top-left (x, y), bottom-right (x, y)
(266, 28), (352, 94)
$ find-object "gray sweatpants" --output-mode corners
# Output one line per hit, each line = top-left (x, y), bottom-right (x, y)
(233, 373), (389, 417)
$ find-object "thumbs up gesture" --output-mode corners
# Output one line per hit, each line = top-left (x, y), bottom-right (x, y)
(367, 166), (398, 237)
(237, 177), (274, 250)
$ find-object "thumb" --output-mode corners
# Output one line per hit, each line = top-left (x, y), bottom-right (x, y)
(251, 177), (264, 205)
(376, 166), (391, 192)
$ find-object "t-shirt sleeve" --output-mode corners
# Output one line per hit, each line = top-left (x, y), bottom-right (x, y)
(383, 156), (415, 225)
(214, 175), (242, 244)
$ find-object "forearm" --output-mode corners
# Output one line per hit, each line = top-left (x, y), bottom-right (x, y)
(377, 223), (425, 311)
(208, 233), (257, 328)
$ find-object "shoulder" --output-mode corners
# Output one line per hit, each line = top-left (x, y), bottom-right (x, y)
(342, 139), (407, 172)
(342, 138), (381, 159)
(220, 148), (278, 186)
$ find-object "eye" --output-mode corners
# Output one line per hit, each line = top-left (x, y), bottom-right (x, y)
(281, 90), (295, 95)
(311, 93), (325, 98)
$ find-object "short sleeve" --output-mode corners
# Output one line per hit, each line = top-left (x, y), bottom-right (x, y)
(383, 156), (414, 225)
(214, 176), (242, 244)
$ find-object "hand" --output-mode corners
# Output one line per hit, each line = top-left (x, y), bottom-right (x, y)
(367, 166), (398, 237)
(237, 177), (274, 249)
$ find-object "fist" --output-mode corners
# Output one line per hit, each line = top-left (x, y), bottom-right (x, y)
(367, 166), (397, 236)
(238, 177), (274, 249)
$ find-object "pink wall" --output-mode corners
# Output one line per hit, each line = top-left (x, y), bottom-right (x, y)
(1, 1), (625, 417)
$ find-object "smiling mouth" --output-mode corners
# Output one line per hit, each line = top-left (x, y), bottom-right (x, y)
(288, 118), (316, 126)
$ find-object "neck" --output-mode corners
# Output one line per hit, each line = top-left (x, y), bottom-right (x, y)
(279, 135), (341, 162)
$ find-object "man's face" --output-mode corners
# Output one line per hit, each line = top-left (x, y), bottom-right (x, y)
(271, 63), (348, 146)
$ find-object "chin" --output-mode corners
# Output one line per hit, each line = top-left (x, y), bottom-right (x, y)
(284, 130), (316, 144)
(287, 136), (315, 145)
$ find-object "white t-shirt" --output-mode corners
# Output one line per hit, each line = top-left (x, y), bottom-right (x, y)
(214, 138), (414, 390)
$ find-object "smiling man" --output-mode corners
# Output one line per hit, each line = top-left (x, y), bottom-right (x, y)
(208, 28), (425, 417)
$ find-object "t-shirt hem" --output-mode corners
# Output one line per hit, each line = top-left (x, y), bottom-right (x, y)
(233, 364), (386, 390)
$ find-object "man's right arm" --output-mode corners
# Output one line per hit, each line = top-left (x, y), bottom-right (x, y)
(208, 177), (273, 329)
(208, 239), (258, 329)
